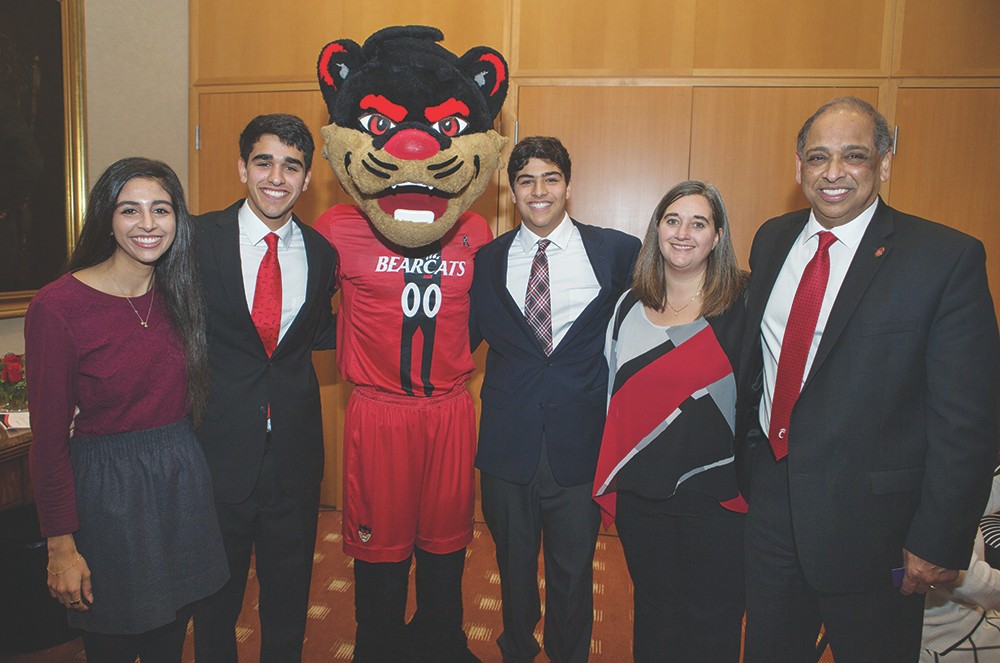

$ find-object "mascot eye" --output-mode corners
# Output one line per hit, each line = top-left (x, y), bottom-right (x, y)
(359, 113), (396, 136)
(432, 116), (469, 137)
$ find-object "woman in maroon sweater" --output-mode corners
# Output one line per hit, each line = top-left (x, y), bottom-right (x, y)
(25, 158), (227, 662)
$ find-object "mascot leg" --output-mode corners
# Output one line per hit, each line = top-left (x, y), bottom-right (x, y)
(408, 547), (480, 662)
(353, 557), (411, 662)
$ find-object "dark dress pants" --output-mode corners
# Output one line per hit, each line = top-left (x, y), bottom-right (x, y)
(481, 443), (601, 663)
(743, 440), (924, 663)
(616, 489), (745, 663)
(194, 446), (320, 663)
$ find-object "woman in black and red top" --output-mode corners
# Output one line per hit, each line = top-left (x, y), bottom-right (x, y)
(594, 180), (748, 663)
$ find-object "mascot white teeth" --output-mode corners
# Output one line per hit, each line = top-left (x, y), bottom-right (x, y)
(312, 25), (507, 662)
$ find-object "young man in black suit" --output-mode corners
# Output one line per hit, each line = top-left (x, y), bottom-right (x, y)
(193, 113), (337, 662)
(471, 136), (640, 663)
(737, 97), (1000, 662)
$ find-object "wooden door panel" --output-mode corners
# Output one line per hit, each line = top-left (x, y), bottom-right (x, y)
(693, 0), (888, 72)
(516, 85), (693, 239)
(896, 0), (1000, 75)
(515, 0), (696, 74)
(889, 88), (1000, 316)
(194, 0), (505, 83)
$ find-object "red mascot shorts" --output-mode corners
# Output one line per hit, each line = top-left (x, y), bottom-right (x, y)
(342, 385), (476, 562)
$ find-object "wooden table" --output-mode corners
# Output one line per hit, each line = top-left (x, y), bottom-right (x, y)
(0, 427), (32, 511)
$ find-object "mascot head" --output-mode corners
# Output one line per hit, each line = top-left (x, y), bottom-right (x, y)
(317, 25), (508, 248)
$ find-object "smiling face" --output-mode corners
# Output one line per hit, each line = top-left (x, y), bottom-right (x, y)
(111, 177), (177, 268)
(511, 158), (570, 238)
(239, 133), (312, 230)
(657, 194), (721, 275)
(796, 107), (892, 229)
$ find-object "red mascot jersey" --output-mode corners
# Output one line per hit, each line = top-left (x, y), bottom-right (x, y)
(313, 204), (492, 397)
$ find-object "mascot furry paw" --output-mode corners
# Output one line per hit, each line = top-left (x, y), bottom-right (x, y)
(312, 25), (507, 662)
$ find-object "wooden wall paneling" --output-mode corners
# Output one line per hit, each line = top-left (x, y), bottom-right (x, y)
(894, 0), (1000, 76)
(515, 85), (694, 238)
(192, 0), (346, 84)
(514, 0), (697, 75)
(192, 0), (506, 84)
(334, 0), (507, 61)
(495, 84), (521, 238)
(313, 349), (345, 507)
(887, 87), (1000, 317)
(688, 86), (880, 265)
(692, 0), (891, 75)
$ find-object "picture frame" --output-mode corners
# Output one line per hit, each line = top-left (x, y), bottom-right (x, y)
(0, 0), (86, 318)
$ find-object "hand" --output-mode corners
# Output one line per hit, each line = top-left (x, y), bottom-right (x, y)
(900, 548), (959, 595)
(46, 534), (93, 611)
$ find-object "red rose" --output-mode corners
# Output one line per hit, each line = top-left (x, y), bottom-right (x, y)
(1, 353), (24, 384)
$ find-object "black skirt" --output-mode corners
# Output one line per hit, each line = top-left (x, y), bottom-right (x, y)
(69, 418), (229, 634)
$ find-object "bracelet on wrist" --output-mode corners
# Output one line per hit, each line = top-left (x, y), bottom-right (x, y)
(47, 553), (82, 577)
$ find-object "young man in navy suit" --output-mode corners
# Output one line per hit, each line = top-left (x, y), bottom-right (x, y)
(471, 136), (640, 663)
(193, 114), (337, 662)
(737, 97), (1000, 662)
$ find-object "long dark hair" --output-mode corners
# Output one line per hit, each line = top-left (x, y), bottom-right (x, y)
(632, 180), (747, 318)
(68, 157), (208, 422)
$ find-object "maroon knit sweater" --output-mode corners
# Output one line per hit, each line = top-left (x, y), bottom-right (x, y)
(25, 274), (190, 536)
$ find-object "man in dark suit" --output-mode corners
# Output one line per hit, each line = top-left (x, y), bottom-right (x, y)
(737, 97), (1000, 662)
(471, 136), (640, 663)
(193, 114), (337, 662)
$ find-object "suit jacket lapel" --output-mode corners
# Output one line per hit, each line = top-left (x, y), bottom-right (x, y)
(742, 212), (807, 374)
(272, 215), (319, 357)
(211, 202), (257, 332)
(804, 200), (894, 386)
(490, 230), (546, 351)
(553, 220), (607, 354)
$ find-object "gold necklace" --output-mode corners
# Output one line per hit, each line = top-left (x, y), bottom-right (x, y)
(109, 273), (155, 328)
(665, 288), (702, 315)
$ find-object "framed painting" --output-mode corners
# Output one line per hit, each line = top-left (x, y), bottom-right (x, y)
(0, 0), (86, 318)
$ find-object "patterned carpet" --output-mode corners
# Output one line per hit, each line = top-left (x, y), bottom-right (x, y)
(4, 508), (639, 662)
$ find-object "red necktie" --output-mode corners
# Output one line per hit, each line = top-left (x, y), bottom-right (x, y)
(525, 239), (553, 354)
(251, 233), (282, 357)
(768, 231), (837, 460)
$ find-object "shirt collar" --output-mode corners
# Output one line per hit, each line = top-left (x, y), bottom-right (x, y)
(515, 212), (573, 254)
(238, 200), (294, 248)
(802, 197), (880, 251)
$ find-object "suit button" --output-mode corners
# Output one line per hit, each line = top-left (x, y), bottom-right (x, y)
(537, 403), (544, 409)
(259, 406), (266, 414)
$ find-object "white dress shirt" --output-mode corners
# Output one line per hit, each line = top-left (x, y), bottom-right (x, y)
(507, 214), (600, 351)
(238, 202), (308, 345)
(759, 198), (880, 434)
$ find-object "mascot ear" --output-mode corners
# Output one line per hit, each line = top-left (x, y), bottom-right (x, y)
(317, 39), (363, 119)
(458, 47), (509, 123)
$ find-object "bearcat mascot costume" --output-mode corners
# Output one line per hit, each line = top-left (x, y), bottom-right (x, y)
(313, 26), (508, 662)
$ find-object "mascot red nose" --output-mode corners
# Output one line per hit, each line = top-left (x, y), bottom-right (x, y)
(312, 25), (507, 662)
